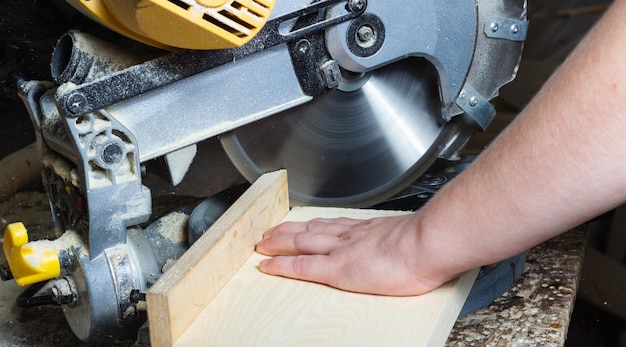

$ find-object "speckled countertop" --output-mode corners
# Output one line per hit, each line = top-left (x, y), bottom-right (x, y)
(446, 226), (588, 347)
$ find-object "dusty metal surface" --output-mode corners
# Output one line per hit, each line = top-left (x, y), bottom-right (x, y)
(0, 192), (133, 346)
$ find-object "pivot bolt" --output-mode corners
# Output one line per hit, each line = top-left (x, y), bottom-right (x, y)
(101, 142), (124, 165)
(356, 25), (377, 48)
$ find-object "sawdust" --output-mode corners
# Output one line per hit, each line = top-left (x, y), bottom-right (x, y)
(136, 300), (147, 312)
(22, 230), (84, 267)
(162, 258), (177, 273)
(122, 305), (136, 320)
(53, 31), (147, 84)
(42, 150), (80, 188)
(155, 211), (188, 244)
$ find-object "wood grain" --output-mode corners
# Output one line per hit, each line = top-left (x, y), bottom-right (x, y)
(147, 170), (289, 347)
(173, 206), (479, 347)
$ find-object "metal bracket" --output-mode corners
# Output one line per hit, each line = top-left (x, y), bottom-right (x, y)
(484, 18), (528, 42)
(455, 84), (496, 131)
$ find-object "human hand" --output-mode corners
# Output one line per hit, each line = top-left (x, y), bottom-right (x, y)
(255, 213), (453, 296)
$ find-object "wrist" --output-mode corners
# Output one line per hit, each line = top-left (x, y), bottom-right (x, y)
(408, 210), (465, 286)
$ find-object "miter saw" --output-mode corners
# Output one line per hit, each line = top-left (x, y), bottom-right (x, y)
(1, 0), (527, 343)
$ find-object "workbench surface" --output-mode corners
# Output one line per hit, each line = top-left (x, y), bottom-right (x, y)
(447, 226), (587, 347)
(0, 192), (587, 346)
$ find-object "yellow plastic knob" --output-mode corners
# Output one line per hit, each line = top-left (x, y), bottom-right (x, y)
(3, 222), (61, 286)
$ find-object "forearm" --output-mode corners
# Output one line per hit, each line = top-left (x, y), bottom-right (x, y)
(416, 0), (626, 281)
(256, 0), (626, 296)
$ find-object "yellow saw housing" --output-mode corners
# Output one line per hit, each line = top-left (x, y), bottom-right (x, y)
(65, 0), (276, 50)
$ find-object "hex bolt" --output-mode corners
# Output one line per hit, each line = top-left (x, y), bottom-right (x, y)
(65, 92), (88, 115)
(347, 0), (366, 12)
(130, 289), (147, 304)
(357, 26), (374, 42)
(356, 25), (377, 48)
(51, 277), (78, 306)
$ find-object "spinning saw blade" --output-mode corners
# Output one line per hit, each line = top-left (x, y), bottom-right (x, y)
(221, 59), (458, 207)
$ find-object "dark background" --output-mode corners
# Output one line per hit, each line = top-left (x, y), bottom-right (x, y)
(0, 0), (622, 346)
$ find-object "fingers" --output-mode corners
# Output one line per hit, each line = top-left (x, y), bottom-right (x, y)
(264, 217), (365, 238)
(258, 254), (335, 287)
(256, 230), (340, 256)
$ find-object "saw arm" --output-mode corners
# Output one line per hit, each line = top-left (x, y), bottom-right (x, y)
(51, 0), (526, 206)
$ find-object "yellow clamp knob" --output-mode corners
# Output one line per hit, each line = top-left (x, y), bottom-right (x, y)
(3, 222), (61, 286)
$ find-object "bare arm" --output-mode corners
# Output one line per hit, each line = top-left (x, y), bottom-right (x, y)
(256, 0), (626, 295)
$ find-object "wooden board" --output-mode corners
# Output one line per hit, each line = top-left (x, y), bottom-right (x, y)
(147, 170), (290, 346)
(169, 204), (479, 347)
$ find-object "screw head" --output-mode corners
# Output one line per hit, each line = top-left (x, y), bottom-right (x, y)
(347, 0), (366, 12)
(65, 93), (88, 115)
(295, 39), (311, 55)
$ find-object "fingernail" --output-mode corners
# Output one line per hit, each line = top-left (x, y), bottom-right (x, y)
(258, 259), (269, 271)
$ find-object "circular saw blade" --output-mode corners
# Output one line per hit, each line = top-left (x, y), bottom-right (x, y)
(220, 59), (458, 207)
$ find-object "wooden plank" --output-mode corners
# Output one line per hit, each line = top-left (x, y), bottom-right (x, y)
(173, 206), (479, 347)
(147, 170), (290, 347)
